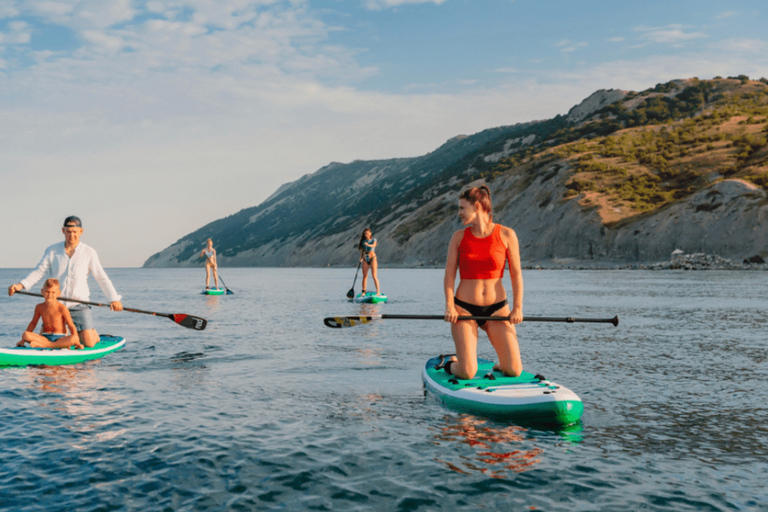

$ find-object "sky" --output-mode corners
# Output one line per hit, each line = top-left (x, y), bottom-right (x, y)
(1, 0), (767, 268)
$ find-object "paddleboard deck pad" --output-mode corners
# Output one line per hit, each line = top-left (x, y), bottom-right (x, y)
(0, 335), (126, 367)
(423, 355), (583, 425)
(352, 291), (388, 303)
(201, 289), (225, 295)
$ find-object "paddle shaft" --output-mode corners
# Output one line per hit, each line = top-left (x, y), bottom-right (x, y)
(380, 314), (619, 325)
(347, 260), (362, 299)
(15, 290), (207, 330)
(324, 314), (619, 328)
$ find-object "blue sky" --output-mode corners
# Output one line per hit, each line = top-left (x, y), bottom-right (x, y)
(1, 0), (766, 268)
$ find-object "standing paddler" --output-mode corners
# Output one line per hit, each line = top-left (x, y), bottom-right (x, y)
(7, 216), (123, 348)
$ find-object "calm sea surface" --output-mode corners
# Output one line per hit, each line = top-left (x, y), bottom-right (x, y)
(1, 267), (766, 511)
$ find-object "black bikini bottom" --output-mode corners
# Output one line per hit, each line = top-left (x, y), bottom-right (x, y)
(453, 298), (508, 327)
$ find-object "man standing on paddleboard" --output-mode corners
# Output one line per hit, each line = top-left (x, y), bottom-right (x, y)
(7, 216), (123, 348)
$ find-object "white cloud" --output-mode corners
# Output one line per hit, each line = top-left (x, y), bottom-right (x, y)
(635, 24), (707, 46)
(0, 20), (30, 44)
(714, 11), (740, 20)
(716, 38), (768, 53)
(363, 0), (447, 10)
(554, 40), (588, 53)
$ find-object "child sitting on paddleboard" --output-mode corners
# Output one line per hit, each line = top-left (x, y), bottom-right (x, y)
(16, 278), (83, 350)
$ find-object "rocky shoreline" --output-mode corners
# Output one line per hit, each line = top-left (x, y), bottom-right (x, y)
(522, 251), (768, 271)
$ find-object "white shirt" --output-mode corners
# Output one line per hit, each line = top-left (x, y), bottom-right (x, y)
(20, 241), (122, 306)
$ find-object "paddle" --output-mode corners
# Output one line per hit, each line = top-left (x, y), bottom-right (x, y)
(16, 291), (208, 331)
(346, 260), (362, 299)
(206, 256), (233, 295)
(324, 314), (619, 328)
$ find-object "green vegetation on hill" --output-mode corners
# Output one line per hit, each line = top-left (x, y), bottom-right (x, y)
(476, 77), (768, 224)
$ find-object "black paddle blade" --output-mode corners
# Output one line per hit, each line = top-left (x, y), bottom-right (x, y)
(324, 316), (377, 328)
(346, 288), (354, 299)
(172, 314), (207, 330)
(226, 289), (234, 295)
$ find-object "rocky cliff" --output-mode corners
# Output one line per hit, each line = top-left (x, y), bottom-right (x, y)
(144, 76), (768, 268)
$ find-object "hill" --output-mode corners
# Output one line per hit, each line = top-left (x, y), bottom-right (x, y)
(144, 76), (768, 268)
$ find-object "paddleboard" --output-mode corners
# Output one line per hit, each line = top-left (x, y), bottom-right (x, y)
(201, 288), (225, 295)
(352, 291), (388, 304)
(422, 355), (583, 425)
(0, 335), (126, 367)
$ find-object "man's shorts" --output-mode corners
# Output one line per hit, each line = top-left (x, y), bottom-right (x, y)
(69, 306), (95, 332)
(42, 333), (64, 341)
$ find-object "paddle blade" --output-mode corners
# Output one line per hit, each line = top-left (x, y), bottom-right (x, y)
(346, 288), (354, 299)
(324, 315), (379, 328)
(226, 289), (234, 295)
(172, 314), (208, 330)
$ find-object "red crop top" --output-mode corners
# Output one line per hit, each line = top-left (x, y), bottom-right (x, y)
(458, 224), (508, 280)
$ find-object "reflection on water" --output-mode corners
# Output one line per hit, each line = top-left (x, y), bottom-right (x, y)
(204, 294), (221, 312)
(432, 415), (543, 477)
(27, 364), (98, 397)
(24, 364), (128, 448)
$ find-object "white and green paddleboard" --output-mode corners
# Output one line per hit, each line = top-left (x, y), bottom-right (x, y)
(201, 288), (225, 295)
(352, 291), (388, 304)
(423, 355), (583, 425)
(0, 335), (126, 367)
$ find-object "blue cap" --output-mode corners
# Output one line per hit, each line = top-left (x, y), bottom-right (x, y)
(63, 216), (82, 227)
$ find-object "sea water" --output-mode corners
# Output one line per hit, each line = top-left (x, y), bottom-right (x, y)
(0, 267), (766, 511)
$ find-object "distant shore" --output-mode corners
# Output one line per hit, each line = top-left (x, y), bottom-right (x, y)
(520, 252), (768, 271)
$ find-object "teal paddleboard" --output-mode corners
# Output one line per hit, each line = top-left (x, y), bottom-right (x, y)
(201, 288), (225, 295)
(352, 291), (388, 304)
(0, 335), (126, 367)
(422, 355), (583, 425)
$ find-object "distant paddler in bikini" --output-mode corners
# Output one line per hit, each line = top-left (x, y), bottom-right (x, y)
(358, 228), (382, 296)
(199, 238), (220, 290)
(443, 185), (524, 380)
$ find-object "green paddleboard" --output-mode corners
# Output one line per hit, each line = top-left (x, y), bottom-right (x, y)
(0, 335), (126, 367)
(423, 355), (583, 425)
(352, 291), (388, 303)
(201, 289), (225, 295)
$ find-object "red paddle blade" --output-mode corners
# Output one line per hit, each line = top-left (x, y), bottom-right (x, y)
(172, 314), (207, 330)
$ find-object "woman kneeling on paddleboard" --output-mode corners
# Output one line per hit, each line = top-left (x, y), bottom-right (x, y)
(443, 185), (523, 380)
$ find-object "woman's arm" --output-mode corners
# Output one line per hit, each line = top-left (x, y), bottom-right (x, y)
(502, 227), (523, 324)
(443, 231), (461, 323)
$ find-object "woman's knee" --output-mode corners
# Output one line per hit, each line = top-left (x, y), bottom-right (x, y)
(455, 359), (478, 379)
